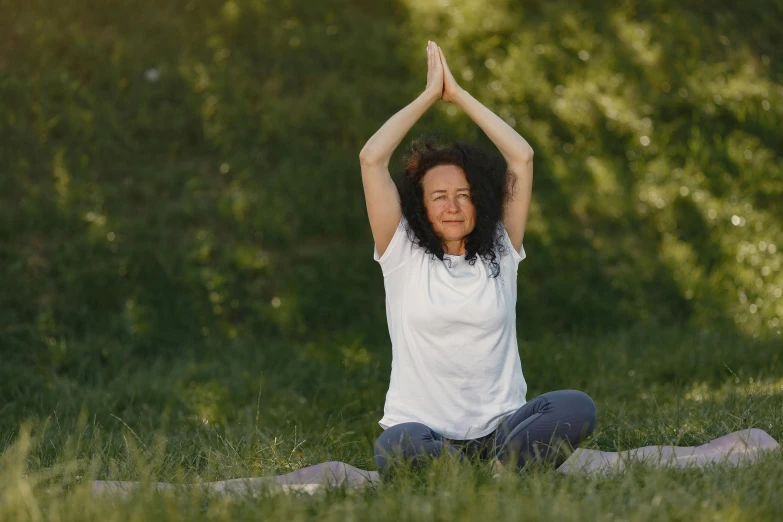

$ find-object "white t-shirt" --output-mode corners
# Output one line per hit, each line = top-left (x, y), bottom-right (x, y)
(373, 216), (528, 440)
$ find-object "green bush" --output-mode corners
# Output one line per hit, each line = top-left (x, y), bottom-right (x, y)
(1, 0), (781, 371)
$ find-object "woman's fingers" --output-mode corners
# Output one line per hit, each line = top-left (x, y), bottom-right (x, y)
(438, 47), (449, 74)
(438, 46), (460, 102)
(427, 42), (433, 83)
(440, 47), (456, 82)
(425, 40), (443, 97)
(426, 42), (433, 89)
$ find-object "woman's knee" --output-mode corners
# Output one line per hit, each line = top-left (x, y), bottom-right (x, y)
(553, 389), (597, 437)
(373, 422), (434, 472)
(536, 389), (597, 437)
(572, 390), (597, 434)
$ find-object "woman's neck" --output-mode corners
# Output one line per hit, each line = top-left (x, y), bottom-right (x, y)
(443, 239), (466, 256)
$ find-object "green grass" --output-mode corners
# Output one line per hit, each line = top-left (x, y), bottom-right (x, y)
(2, 326), (782, 520)
(2, 0), (782, 518)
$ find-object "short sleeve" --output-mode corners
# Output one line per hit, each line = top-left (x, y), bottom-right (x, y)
(372, 217), (414, 276)
(500, 222), (526, 265)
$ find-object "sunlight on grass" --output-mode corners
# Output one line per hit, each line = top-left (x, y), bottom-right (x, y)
(2, 327), (781, 520)
(1, 419), (781, 521)
(681, 377), (783, 405)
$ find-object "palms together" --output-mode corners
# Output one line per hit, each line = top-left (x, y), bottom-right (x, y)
(426, 41), (461, 103)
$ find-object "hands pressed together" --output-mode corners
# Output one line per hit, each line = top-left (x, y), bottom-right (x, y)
(425, 40), (462, 103)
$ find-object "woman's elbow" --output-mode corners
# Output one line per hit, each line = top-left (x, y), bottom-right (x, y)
(508, 149), (534, 168)
(359, 147), (385, 166)
(358, 147), (374, 164)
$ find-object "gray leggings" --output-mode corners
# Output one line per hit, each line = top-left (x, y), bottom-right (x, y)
(373, 389), (596, 476)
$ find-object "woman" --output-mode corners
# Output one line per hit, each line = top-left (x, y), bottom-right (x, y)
(359, 41), (596, 477)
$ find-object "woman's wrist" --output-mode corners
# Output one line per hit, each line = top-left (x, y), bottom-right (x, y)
(448, 86), (469, 106)
(420, 88), (442, 106)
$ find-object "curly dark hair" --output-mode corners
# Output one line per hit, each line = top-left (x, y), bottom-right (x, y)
(395, 135), (517, 278)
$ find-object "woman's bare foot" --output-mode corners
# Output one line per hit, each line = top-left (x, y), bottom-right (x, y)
(490, 457), (505, 477)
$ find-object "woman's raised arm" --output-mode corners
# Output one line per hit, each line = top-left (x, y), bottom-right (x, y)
(359, 41), (443, 258)
(437, 46), (534, 253)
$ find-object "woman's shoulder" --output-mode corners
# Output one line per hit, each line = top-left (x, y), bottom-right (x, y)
(373, 215), (422, 276)
(496, 220), (526, 265)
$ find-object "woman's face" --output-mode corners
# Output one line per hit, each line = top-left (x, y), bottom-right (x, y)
(421, 164), (476, 243)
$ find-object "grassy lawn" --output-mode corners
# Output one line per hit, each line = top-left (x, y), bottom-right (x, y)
(2, 326), (781, 520)
(3, 0), (782, 519)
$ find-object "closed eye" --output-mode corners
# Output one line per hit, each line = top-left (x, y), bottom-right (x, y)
(435, 194), (470, 200)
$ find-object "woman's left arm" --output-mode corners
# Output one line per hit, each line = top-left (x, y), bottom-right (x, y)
(438, 46), (533, 251)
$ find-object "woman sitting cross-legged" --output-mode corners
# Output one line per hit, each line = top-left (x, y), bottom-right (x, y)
(359, 41), (597, 477)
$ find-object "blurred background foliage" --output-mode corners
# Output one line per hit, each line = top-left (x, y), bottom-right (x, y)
(1, 0), (782, 428)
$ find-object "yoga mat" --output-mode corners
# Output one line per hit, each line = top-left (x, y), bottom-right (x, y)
(92, 461), (379, 496)
(91, 428), (780, 496)
(555, 428), (780, 474)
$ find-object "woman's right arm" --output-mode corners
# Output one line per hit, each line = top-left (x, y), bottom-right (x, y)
(359, 41), (443, 257)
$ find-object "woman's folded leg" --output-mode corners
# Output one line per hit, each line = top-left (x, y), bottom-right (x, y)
(374, 422), (462, 476)
(493, 389), (597, 470)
